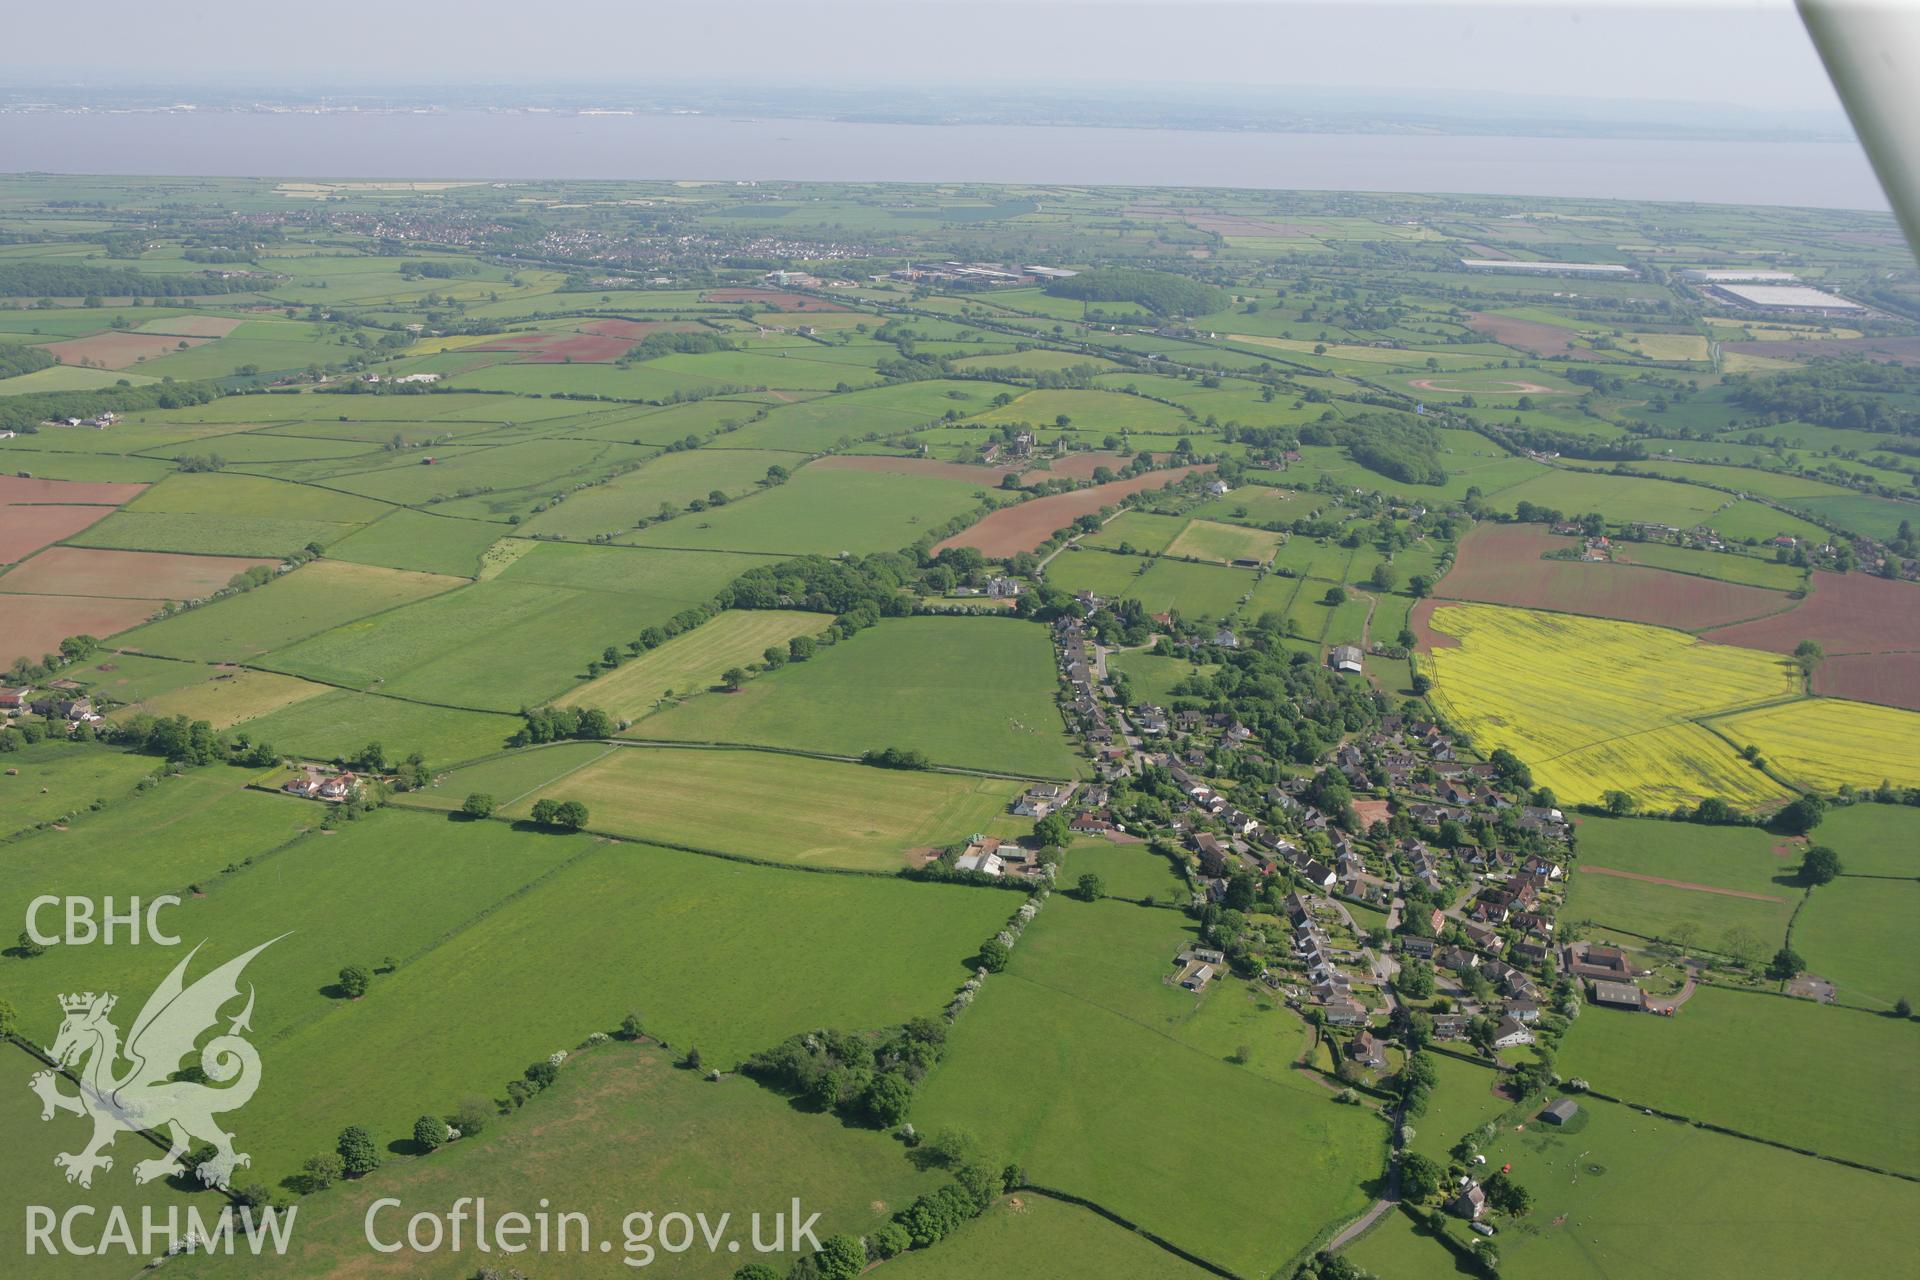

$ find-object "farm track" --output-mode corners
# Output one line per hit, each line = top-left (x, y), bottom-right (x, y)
(610, 735), (1068, 784)
(1577, 864), (1788, 903)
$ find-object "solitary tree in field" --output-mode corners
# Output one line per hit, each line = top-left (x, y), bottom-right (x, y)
(413, 1114), (450, 1151)
(461, 792), (495, 820)
(1800, 845), (1842, 885)
(1774, 793), (1825, 836)
(1076, 873), (1106, 902)
(721, 666), (747, 692)
(337, 965), (372, 999)
(336, 1125), (381, 1178)
(1767, 946), (1806, 981)
(1793, 638), (1824, 676)
(1602, 790), (1636, 816)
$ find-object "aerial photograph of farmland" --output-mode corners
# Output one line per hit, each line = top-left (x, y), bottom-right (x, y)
(0, 1), (1916, 1278)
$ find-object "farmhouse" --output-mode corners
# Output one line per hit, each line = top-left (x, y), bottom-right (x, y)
(1448, 1182), (1487, 1220)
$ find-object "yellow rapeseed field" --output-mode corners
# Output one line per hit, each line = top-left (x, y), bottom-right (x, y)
(1422, 603), (1798, 810)
(1711, 697), (1920, 793)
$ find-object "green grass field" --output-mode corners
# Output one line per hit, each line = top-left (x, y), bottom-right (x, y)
(521, 448), (803, 540)
(167, 1044), (947, 1280)
(6, 802), (1016, 1189)
(324, 509), (506, 576)
(621, 466), (992, 556)
(0, 742), (167, 837)
(471, 744), (1022, 870)
(639, 616), (1083, 778)
(1062, 836), (1190, 904)
(115, 559), (465, 661)
(1458, 1094), (1920, 1280)
(880, 1195), (1213, 1280)
(1562, 815), (1799, 951)
(236, 690), (519, 765)
(558, 609), (828, 719)
(912, 898), (1382, 1277)
(1557, 985), (1919, 1176)
(1165, 518), (1282, 565)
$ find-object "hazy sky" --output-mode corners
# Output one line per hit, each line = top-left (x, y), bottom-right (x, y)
(3, 1), (1846, 113)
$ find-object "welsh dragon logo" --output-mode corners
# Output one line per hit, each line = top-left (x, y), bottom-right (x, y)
(30, 937), (281, 1190)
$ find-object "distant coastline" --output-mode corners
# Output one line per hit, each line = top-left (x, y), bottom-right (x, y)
(0, 110), (1886, 211)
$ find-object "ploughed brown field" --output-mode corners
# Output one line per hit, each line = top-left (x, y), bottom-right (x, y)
(0, 476), (149, 506)
(41, 331), (214, 369)
(1408, 597), (1459, 651)
(0, 506), (118, 565)
(0, 594), (155, 667)
(0, 476), (150, 565)
(0, 546), (277, 600)
(933, 465), (1211, 559)
(809, 454), (1012, 484)
(1435, 524), (1793, 631)
(1463, 310), (1608, 361)
(1701, 570), (1920, 656)
(1811, 651), (1920, 712)
(1700, 571), (1920, 711)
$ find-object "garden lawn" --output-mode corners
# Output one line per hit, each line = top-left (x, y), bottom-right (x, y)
(495, 745), (1020, 871)
(639, 616), (1082, 778)
(1558, 985), (1920, 1176)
